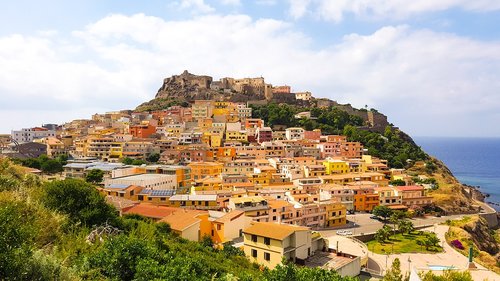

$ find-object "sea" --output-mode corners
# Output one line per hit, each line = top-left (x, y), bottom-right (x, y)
(415, 137), (500, 211)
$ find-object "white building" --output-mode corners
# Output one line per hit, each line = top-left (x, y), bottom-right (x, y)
(285, 127), (305, 140)
(295, 92), (312, 101)
(11, 127), (56, 143)
(105, 174), (177, 190)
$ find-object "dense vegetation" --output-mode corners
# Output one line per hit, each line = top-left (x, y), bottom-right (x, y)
(251, 103), (428, 168)
(12, 154), (67, 174)
(0, 159), (356, 281)
(136, 98), (190, 112)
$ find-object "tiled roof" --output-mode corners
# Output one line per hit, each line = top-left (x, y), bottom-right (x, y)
(268, 200), (293, 209)
(214, 210), (244, 223)
(160, 210), (207, 231)
(122, 204), (179, 219)
(395, 185), (424, 191)
(244, 222), (309, 240)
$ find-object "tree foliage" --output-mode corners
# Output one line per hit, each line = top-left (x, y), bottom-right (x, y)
(420, 270), (473, 281)
(40, 178), (118, 227)
(264, 259), (358, 281)
(85, 169), (104, 184)
(383, 258), (408, 281)
(373, 205), (393, 220)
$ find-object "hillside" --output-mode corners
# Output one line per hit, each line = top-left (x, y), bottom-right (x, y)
(136, 71), (487, 214)
(0, 159), (356, 281)
(445, 216), (500, 273)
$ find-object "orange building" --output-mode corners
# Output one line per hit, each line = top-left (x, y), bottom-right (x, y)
(129, 124), (157, 138)
(353, 186), (379, 212)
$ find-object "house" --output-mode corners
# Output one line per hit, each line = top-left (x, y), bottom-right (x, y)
(105, 174), (177, 190)
(160, 209), (211, 241)
(295, 91), (312, 101)
(11, 127), (56, 143)
(229, 196), (270, 222)
(285, 127), (305, 141)
(210, 210), (252, 244)
(121, 203), (178, 221)
(243, 222), (321, 269)
(395, 185), (433, 208)
(168, 194), (220, 210)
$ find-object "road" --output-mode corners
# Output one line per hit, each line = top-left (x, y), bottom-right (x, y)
(319, 213), (466, 237)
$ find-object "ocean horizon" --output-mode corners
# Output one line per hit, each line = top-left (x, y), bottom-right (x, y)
(415, 136), (500, 211)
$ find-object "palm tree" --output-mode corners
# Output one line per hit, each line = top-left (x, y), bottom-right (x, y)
(426, 234), (440, 250)
(398, 220), (414, 235)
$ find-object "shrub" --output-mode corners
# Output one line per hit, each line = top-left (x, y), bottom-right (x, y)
(451, 239), (465, 250)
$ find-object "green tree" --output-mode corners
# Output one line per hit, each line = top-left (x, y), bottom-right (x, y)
(41, 178), (118, 227)
(264, 259), (357, 281)
(146, 153), (160, 163)
(83, 235), (161, 281)
(40, 159), (63, 174)
(420, 270), (473, 281)
(132, 159), (147, 165)
(383, 258), (408, 281)
(425, 234), (440, 250)
(85, 169), (104, 184)
(122, 157), (134, 165)
(0, 200), (37, 278)
(373, 205), (393, 221)
(389, 179), (406, 186)
(375, 225), (393, 243)
(398, 220), (414, 235)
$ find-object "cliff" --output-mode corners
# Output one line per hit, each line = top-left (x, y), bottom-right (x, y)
(446, 216), (500, 273)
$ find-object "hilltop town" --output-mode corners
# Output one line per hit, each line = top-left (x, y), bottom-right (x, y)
(1, 71), (498, 280)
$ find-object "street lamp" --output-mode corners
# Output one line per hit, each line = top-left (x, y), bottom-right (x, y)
(385, 255), (389, 274)
(407, 257), (412, 274)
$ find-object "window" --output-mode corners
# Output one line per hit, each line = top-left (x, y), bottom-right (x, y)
(264, 237), (271, 245)
(217, 224), (221, 230)
(251, 249), (257, 258)
(251, 235), (257, 242)
(264, 252), (270, 261)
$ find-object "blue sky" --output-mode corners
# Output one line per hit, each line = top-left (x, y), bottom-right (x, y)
(1, 0), (500, 137)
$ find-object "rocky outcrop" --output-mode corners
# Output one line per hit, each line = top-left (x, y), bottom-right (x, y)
(155, 70), (217, 101)
(463, 217), (499, 255)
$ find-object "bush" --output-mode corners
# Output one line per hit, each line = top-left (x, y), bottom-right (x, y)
(41, 179), (118, 227)
(451, 239), (465, 250)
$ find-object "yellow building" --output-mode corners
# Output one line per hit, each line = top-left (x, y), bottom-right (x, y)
(209, 133), (223, 148)
(323, 201), (347, 227)
(187, 162), (223, 181)
(322, 159), (349, 174)
(194, 176), (223, 191)
(243, 222), (320, 269)
(225, 130), (248, 142)
(210, 210), (252, 244)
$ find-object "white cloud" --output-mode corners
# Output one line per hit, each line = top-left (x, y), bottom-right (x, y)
(288, 0), (500, 22)
(1, 14), (500, 136)
(288, 0), (311, 19)
(219, 0), (241, 6)
(175, 0), (215, 14)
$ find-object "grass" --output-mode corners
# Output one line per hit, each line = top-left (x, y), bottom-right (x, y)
(366, 231), (443, 254)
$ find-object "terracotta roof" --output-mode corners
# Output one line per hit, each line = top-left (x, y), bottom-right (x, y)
(160, 209), (207, 231)
(268, 200), (293, 209)
(387, 204), (408, 210)
(122, 204), (179, 219)
(395, 185), (424, 191)
(244, 222), (309, 240)
(214, 210), (244, 223)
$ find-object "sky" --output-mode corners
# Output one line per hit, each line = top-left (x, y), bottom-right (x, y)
(1, 0), (500, 137)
